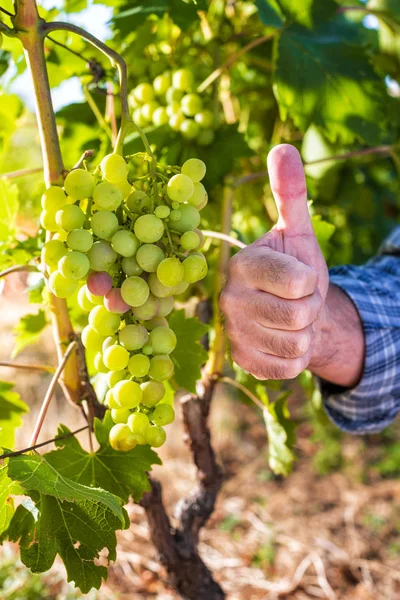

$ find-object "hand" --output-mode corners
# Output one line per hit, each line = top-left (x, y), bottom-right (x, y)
(220, 144), (330, 380)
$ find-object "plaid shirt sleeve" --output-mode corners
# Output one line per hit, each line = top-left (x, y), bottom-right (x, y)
(321, 227), (400, 434)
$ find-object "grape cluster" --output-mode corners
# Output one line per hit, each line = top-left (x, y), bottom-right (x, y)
(40, 154), (209, 451)
(130, 68), (216, 146)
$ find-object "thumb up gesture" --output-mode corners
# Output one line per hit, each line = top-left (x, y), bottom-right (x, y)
(220, 144), (329, 380)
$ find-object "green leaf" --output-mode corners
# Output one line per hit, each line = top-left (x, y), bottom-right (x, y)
(169, 309), (208, 393)
(0, 381), (29, 450)
(12, 310), (48, 358)
(112, 1), (169, 36)
(263, 393), (296, 476)
(27, 275), (46, 304)
(169, 0), (207, 31)
(0, 178), (19, 242)
(0, 465), (22, 536)
(256, 0), (284, 27)
(273, 18), (388, 144)
(311, 214), (335, 257)
(44, 413), (161, 503)
(276, 0), (337, 29)
(7, 453), (128, 593)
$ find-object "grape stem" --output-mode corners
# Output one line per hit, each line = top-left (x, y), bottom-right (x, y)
(0, 166), (43, 179)
(83, 87), (113, 141)
(0, 264), (39, 278)
(72, 148), (95, 170)
(219, 376), (265, 410)
(202, 230), (246, 249)
(0, 361), (55, 373)
(29, 340), (78, 447)
(0, 425), (89, 460)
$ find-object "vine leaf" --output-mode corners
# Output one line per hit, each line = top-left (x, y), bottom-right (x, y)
(276, 0), (337, 29)
(44, 413), (161, 503)
(112, 1), (207, 35)
(6, 452), (129, 593)
(311, 214), (335, 258)
(169, 309), (208, 393)
(273, 17), (388, 144)
(0, 465), (22, 536)
(263, 392), (297, 476)
(0, 178), (19, 242)
(12, 310), (48, 358)
(256, 0), (284, 28)
(0, 381), (29, 450)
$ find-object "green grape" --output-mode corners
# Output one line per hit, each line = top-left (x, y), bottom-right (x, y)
(153, 72), (171, 95)
(181, 158), (206, 183)
(42, 239), (67, 268)
(126, 190), (149, 213)
(87, 241), (117, 272)
(56, 204), (85, 232)
(81, 325), (105, 351)
(152, 106), (169, 126)
(119, 323), (148, 351)
(58, 251), (90, 280)
(183, 253), (208, 283)
(152, 404), (175, 426)
(181, 93), (203, 117)
(169, 112), (185, 131)
(173, 280), (189, 295)
(78, 285), (95, 312)
(113, 380), (142, 408)
(105, 388), (120, 409)
(128, 354), (150, 378)
(134, 82), (155, 104)
(64, 169), (95, 200)
(41, 186), (67, 211)
(167, 174), (194, 203)
(91, 210), (119, 239)
(134, 214), (164, 244)
(67, 229), (93, 252)
(49, 270), (78, 298)
(94, 352), (109, 373)
(188, 182), (207, 209)
(169, 209), (181, 222)
(136, 244), (165, 273)
(40, 210), (59, 232)
(86, 287), (104, 305)
(149, 326), (177, 355)
(194, 110), (214, 129)
(149, 355), (174, 381)
(109, 423), (136, 451)
(89, 305), (121, 336)
(121, 276), (149, 307)
(166, 101), (181, 117)
(53, 230), (68, 242)
(197, 130), (215, 146)
(180, 119), (200, 140)
(148, 273), (174, 298)
(111, 407), (131, 424)
(171, 201), (180, 210)
(111, 230), (140, 258)
(102, 335), (117, 352)
(142, 101), (159, 121)
(128, 412), (149, 436)
(145, 317), (168, 330)
(133, 107), (149, 128)
(157, 296), (174, 317)
(93, 182), (123, 211)
(145, 425), (166, 447)
(154, 205), (170, 219)
(166, 86), (183, 104)
(106, 369), (127, 388)
(132, 294), (159, 321)
(141, 381), (165, 407)
(103, 344), (130, 371)
(142, 344), (153, 356)
(157, 257), (184, 287)
(0, 32), (2, 48)
(172, 68), (194, 92)
(113, 178), (132, 200)
(122, 256), (143, 276)
(180, 231), (201, 250)
(172, 204), (200, 233)
(100, 153), (129, 183)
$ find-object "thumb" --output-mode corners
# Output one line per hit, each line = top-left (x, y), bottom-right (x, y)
(267, 144), (313, 235)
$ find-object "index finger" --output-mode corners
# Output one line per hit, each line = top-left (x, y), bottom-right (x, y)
(229, 245), (318, 300)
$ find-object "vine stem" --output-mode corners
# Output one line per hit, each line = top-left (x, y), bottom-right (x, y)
(0, 361), (55, 373)
(84, 87), (113, 141)
(219, 376), (265, 410)
(0, 425), (89, 460)
(29, 340), (78, 447)
(0, 264), (39, 278)
(202, 230), (246, 249)
(0, 166), (43, 179)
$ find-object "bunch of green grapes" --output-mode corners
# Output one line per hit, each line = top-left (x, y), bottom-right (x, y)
(40, 153), (209, 451)
(129, 68), (217, 146)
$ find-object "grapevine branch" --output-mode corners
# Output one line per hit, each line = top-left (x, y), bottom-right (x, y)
(29, 340), (77, 447)
(0, 166), (43, 179)
(202, 230), (246, 249)
(219, 376), (265, 410)
(0, 264), (39, 278)
(0, 425), (89, 460)
(0, 361), (55, 373)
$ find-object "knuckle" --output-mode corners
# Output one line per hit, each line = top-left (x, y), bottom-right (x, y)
(281, 331), (311, 359)
(287, 270), (311, 299)
(290, 303), (310, 330)
(285, 358), (307, 380)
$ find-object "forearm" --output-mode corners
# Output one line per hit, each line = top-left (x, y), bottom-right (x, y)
(309, 283), (365, 388)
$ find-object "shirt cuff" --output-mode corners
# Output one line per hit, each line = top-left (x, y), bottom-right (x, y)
(320, 264), (400, 434)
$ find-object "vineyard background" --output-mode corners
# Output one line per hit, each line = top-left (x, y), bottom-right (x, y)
(1, 0), (400, 598)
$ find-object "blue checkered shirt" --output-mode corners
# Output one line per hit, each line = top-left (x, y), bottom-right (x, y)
(322, 227), (400, 434)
